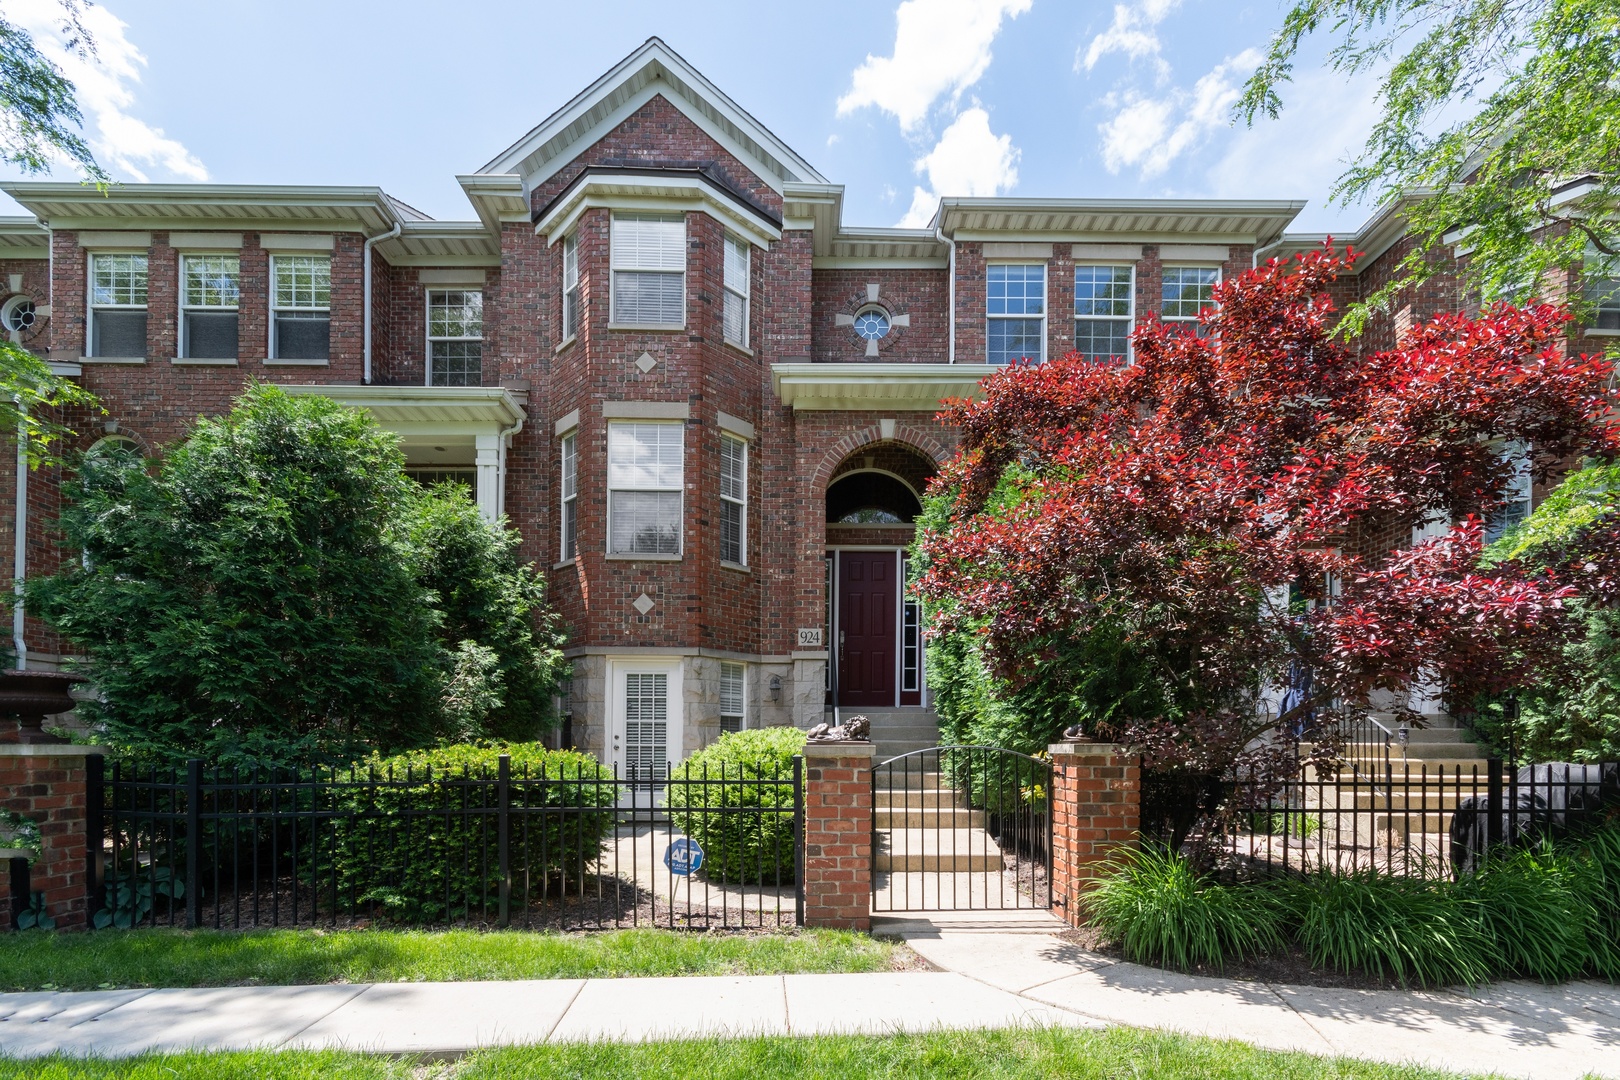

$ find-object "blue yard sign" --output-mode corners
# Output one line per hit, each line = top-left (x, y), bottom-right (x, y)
(664, 837), (704, 876)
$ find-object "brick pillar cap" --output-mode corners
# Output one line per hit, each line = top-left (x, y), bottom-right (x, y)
(802, 741), (878, 760)
(0, 744), (109, 758)
(1048, 742), (1130, 757)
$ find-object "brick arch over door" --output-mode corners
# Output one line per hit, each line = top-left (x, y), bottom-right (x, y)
(810, 425), (950, 494)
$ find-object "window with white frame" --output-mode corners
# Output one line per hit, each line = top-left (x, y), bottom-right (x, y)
(180, 254), (239, 360)
(607, 422), (682, 555)
(611, 214), (685, 326)
(427, 290), (482, 386)
(562, 233), (580, 340)
(1486, 442), (1533, 543)
(1074, 264), (1133, 363)
(560, 430), (578, 561)
(1583, 247), (1620, 331)
(89, 253), (148, 357)
(987, 263), (1045, 365)
(720, 661), (745, 733)
(723, 233), (749, 347)
(1161, 266), (1219, 320)
(272, 255), (331, 359)
(901, 554), (922, 695)
(720, 433), (746, 565)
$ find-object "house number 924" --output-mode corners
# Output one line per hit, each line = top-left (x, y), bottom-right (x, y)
(797, 628), (823, 648)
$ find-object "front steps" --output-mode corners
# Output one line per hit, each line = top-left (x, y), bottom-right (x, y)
(829, 707), (941, 761)
(873, 768), (1003, 873)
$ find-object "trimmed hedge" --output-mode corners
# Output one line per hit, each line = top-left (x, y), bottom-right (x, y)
(329, 743), (615, 923)
(665, 727), (804, 885)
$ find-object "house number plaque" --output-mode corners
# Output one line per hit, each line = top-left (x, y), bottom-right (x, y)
(797, 628), (823, 648)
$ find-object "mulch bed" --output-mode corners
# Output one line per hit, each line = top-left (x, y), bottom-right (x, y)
(1056, 924), (1410, 991)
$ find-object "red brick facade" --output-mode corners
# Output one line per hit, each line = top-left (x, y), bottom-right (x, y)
(0, 747), (101, 931)
(800, 743), (875, 930)
(1048, 742), (1141, 928)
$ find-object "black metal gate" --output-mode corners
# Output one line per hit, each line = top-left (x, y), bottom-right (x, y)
(871, 746), (1052, 912)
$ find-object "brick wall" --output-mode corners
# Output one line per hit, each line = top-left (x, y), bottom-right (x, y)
(800, 742), (874, 930)
(0, 747), (101, 931)
(1048, 742), (1140, 928)
(810, 269), (949, 363)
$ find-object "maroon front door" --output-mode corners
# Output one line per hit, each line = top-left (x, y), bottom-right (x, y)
(838, 551), (896, 708)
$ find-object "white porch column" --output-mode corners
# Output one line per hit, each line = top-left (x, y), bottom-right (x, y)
(474, 433), (502, 522)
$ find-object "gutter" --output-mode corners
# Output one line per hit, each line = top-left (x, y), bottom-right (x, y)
(362, 220), (403, 385)
(934, 221), (955, 363)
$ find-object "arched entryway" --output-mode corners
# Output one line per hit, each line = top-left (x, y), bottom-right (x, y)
(824, 442), (937, 712)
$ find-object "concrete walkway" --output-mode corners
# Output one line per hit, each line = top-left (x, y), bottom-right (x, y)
(0, 911), (1616, 1079)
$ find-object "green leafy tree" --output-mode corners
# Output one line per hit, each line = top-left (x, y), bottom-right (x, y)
(1241, 0), (1620, 325)
(28, 384), (566, 767)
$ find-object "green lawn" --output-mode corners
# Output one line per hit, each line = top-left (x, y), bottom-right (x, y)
(0, 927), (904, 991)
(0, 1028), (1504, 1079)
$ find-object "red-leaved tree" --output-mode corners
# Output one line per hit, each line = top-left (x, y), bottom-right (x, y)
(915, 248), (1618, 784)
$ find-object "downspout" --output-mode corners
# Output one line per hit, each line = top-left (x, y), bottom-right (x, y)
(13, 402), (26, 670)
(934, 219), (955, 363)
(495, 412), (524, 520)
(362, 220), (402, 385)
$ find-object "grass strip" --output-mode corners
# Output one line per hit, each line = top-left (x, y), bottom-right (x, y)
(0, 927), (899, 991)
(0, 1027), (1498, 1080)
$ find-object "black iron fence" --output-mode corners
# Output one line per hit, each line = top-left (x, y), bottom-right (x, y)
(91, 755), (803, 931)
(1217, 757), (1620, 881)
(871, 746), (1052, 912)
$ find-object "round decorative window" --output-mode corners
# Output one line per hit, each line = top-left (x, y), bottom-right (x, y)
(2, 296), (36, 334)
(852, 308), (891, 341)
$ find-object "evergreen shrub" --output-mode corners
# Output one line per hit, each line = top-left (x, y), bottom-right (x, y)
(665, 727), (803, 885)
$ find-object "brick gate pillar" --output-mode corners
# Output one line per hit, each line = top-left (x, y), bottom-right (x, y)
(0, 745), (105, 931)
(800, 741), (875, 931)
(1048, 741), (1140, 929)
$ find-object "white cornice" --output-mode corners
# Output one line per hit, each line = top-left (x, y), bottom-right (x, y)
(772, 363), (994, 412)
(0, 183), (403, 234)
(534, 172), (781, 247)
(280, 384), (526, 434)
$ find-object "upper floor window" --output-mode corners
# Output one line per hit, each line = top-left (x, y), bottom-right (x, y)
(720, 661), (745, 733)
(607, 421), (683, 556)
(562, 233), (580, 340)
(181, 255), (240, 360)
(272, 255), (330, 360)
(427, 290), (482, 387)
(987, 263), (1045, 365)
(89, 252), (147, 357)
(1583, 248), (1620, 331)
(720, 433), (747, 566)
(1486, 442), (1533, 543)
(1161, 265), (1219, 320)
(611, 214), (685, 327)
(560, 430), (578, 562)
(723, 233), (749, 348)
(1074, 264), (1134, 363)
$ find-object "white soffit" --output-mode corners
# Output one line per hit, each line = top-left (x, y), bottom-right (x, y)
(0, 217), (47, 257)
(535, 171), (782, 247)
(280, 385), (526, 436)
(935, 198), (1308, 248)
(0, 183), (402, 233)
(477, 37), (827, 193)
(772, 363), (995, 412)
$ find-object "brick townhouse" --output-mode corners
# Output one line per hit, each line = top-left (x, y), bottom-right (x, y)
(0, 38), (1613, 770)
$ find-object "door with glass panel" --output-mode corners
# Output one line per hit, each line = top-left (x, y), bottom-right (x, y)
(611, 662), (683, 794)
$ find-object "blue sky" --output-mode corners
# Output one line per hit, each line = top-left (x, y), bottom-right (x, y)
(0, 0), (1388, 235)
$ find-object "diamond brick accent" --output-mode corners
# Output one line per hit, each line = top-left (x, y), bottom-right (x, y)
(632, 593), (655, 615)
(634, 352), (658, 373)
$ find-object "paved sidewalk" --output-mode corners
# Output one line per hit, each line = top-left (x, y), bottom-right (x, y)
(0, 912), (1615, 1079)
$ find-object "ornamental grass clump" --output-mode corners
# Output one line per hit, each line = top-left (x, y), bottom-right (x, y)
(1086, 845), (1283, 971)
(665, 727), (804, 886)
(1287, 870), (1491, 988)
(1461, 844), (1597, 984)
(329, 742), (614, 923)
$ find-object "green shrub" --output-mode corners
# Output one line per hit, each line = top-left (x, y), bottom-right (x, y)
(665, 728), (803, 886)
(1086, 845), (1283, 970)
(1287, 870), (1491, 987)
(1460, 844), (1595, 983)
(1247, 810), (1320, 838)
(329, 743), (615, 923)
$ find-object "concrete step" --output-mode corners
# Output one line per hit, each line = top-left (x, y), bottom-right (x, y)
(874, 827), (1003, 872)
(1323, 757), (1493, 773)
(875, 788), (957, 809)
(1375, 812), (1458, 836)
(875, 771), (944, 790)
(1347, 790), (1478, 811)
(875, 806), (985, 828)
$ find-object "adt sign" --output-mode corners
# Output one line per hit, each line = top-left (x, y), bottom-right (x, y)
(664, 837), (704, 876)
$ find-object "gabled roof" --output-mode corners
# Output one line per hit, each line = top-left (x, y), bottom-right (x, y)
(478, 37), (827, 193)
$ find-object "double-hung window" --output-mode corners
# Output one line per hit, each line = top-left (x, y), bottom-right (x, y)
(611, 214), (685, 326)
(272, 255), (331, 360)
(89, 253), (148, 357)
(427, 290), (482, 386)
(559, 430), (577, 561)
(720, 433), (746, 566)
(180, 255), (240, 359)
(723, 233), (749, 347)
(1583, 247), (1620, 331)
(562, 233), (580, 340)
(1074, 264), (1134, 363)
(1486, 442), (1533, 543)
(720, 661), (745, 733)
(607, 422), (683, 556)
(987, 263), (1045, 364)
(1161, 266), (1219, 322)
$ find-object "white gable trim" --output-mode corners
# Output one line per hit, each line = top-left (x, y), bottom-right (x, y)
(479, 39), (825, 194)
(536, 173), (781, 248)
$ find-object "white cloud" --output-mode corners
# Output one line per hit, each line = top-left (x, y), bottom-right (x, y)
(1097, 48), (1261, 178)
(7, 0), (206, 181)
(837, 0), (1033, 133)
(898, 107), (1019, 227)
(1079, 0), (1180, 75)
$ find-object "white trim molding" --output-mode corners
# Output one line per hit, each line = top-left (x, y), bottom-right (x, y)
(772, 363), (994, 412)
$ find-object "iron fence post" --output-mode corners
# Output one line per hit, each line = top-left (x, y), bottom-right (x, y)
(792, 754), (804, 928)
(497, 754), (511, 928)
(85, 753), (104, 925)
(185, 759), (202, 929)
(1486, 756), (1504, 860)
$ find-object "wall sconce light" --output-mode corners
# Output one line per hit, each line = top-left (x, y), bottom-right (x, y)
(768, 675), (782, 704)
